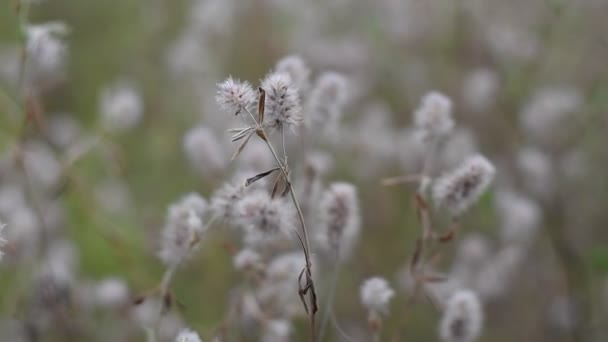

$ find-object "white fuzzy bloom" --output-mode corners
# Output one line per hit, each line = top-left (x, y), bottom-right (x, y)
(305, 72), (349, 135)
(258, 252), (312, 317)
(516, 147), (554, 199)
(25, 22), (69, 77)
(175, 328), (202, 342)
(316, 182), (361, 261)
(433, 155), (496, 216)
(439, 290), (483, 342)
(262, 319), (292, 342)
(495, 190), (541, 246)
(95, 277), (129, 308)
(210, 177), (248, 222)
(183, 125), (227, 176)
(275, 55), (310, 96)
(414, 91), (454, 138)
(474, 246), (524, 300)
(159, 193), (208, 266)
(216, 77), (257, 116)
(520, 86), (583, 147)
(261, 72), (302, 132)
(47, 114), (82, 149)
(360, 277), (395, 314)
(100, 80), (144, 132)
(233, 248), (262, 271)
(462, 69), (499, 112)
(21, 141), (62, 191)
(0, 222), (6, 261)
(236, 191), (294, 238)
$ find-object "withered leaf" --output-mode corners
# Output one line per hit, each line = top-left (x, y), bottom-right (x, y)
(230, 131), (254, 161)
(257, 87), (266, 123)
(246, 167), (280, 186)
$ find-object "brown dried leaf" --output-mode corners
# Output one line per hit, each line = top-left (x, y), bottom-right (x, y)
(246, 167), (280, 186)
(257, 87), (266, 123)
(230, 131), (254, 161)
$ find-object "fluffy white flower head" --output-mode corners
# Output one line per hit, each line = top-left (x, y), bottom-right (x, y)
(100, 80), (144, 132)
(216, 77), (257, 116)
(433, 154), (495, 216)
(261, 72), (302, 132)
(414, 91), (454, 138)
(360, 277), (395, 314)
(316, 182), (361, 261)
(175, 328), (202, 342)
(439, 290), (483, 342)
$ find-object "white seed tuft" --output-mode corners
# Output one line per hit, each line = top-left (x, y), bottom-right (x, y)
(360, 277), (395, 314)
(261, 72), (302, 132)
(439, 290), (484, 342)
(175, 328), (202, 342)
(216, 77), (257, 116)
(433, 155), (496, 216)
(414, 91), (454, 138)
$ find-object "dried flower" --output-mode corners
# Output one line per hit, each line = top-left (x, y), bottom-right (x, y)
(216, 77), (257, 116)
(433, 155), (495, 216)
(233, 248), (262, 271)
(236, 191), (294, 238)
(100, 80), (144, 132)
(25, 21), (69, 77)
(360, 277), (395, 314)
(159, 193), (208, 266)
(262, 319), (292, 342)
(261, 72), (302, 132)
(495, 190), (541, 246)
(316, 182), (361, 261)
(275, 55), (310, 96)
(439, 290), (483, 342)
(305, 72), (348, 135)
(414, 91), (454, 138)
(183, 125), (227, 176)
(175, 328), (202, 342)
(210, 177), (248, 222)
(462, 69), (499, 112)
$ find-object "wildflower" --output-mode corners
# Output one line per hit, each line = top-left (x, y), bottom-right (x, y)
(433, 155), (496, 216)
(516, 147), (554, 199)
(439, 290), (483, 342)
(261, 72), (302, 132)
(305, 72), (348, 135)
(100, 80), (144, 132)
(414, 91), (454, 138)
(216, 77), (257, 116)
(21, 141), (62, 191)
(159, 193), (208, 267)
(183, 125), (227, 176)
(25, 21), (69, 77)
(316, 182), (361, 261)
(175, 328), (202, 342)
(495, 190), (541, 246)
(262, 319), (292, 342)
(233, 248), (262, 271)
(462, 68), (499, 112)
(210, 177), (248, 222)
(275, 55), (310, 96)
(236, 191), (294, 238)
(360, 277), (395, 314)
(0, 222), (6, 261)
(519, 86), (582, 147)
(95, 277), (129, 308)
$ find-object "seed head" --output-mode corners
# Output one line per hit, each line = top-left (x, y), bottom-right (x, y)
(159, 193), (208, 266)
(305, 72), (348, 135)
(433, 155), (495, 216)
(236, 191), (294, 238)
(261, 72), (302, 132)
(360, 277), (395, 314)
(439, 290), (483, 342)
(275, 55), (310, 96)
(100, 80), (144, 132)
(216, 77), (257, 116)
(414, 91), (454, 138)
(175, 328), (202, 342)
(316, 182), (361, 261)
